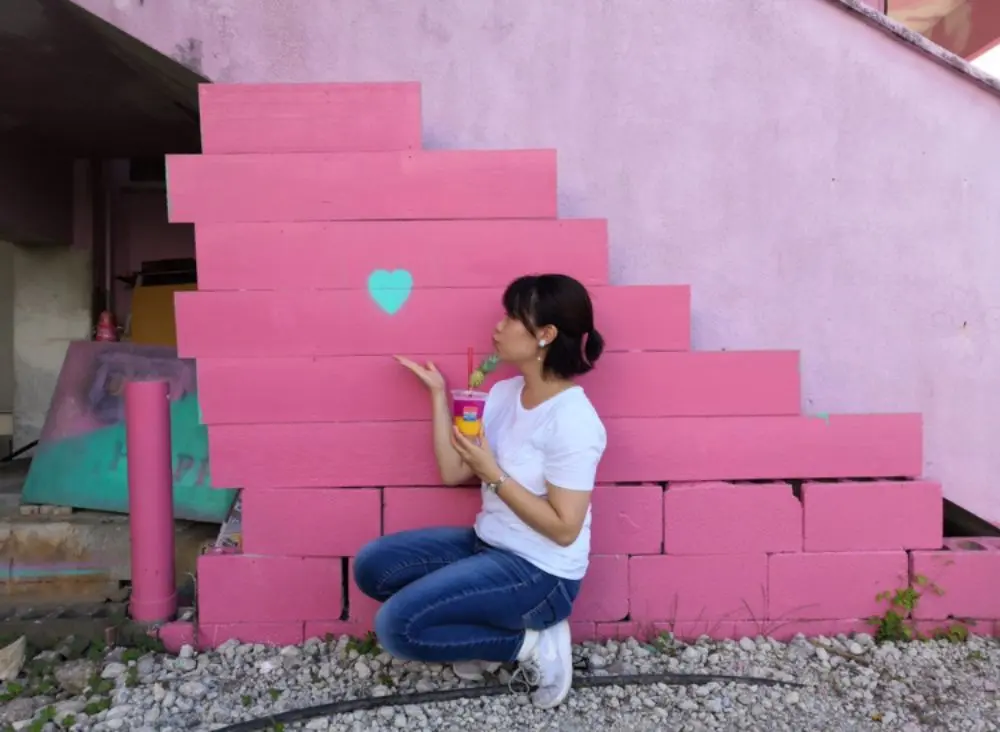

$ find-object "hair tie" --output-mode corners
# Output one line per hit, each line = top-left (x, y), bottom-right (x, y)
(580, 331), (591, 366)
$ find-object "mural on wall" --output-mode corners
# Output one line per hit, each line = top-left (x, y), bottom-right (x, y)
(20, 341), (237, 523)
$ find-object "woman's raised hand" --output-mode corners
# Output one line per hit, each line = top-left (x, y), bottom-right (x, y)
(395, 356), (447, 394)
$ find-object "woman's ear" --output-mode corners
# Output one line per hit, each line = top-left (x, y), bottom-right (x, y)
(539, 324), (559, 345)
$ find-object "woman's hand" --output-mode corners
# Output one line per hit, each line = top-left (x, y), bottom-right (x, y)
(450, 427), (503, 483)
(395, 356), (447, 395)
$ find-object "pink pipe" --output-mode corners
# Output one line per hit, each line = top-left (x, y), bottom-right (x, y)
(125, 379), (177, 623)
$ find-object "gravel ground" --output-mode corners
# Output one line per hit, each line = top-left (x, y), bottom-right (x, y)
(1, 631), (998, 731)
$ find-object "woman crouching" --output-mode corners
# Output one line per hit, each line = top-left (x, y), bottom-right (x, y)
(353, 274), (607, 709)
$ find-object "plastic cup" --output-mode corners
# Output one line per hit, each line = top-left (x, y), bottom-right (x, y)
(452, 389), (487, 438)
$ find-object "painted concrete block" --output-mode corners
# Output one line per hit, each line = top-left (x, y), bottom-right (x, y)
(629, 555), (767, 622)
(198, 622), (305, 649)
(241, 488), (381, 557)
(167, 150), (557, 223)
(663, 481), (801, 554)
(199, 82), (422, 154)
(571, 555), (629, 622)
(197, 554), (342, 623)
(195, 219), (607, 291)
(198, 350), (799, 424)
(768, 552), (908, 621)
(591, 484), (663, 555)
(382, 487), (480, 535)
(177, 286), (689, 359)
(206, 414), (922, 490)
(911, 545), (1000, 619)
(802, 480), (942, 551)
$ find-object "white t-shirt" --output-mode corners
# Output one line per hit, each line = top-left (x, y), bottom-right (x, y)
(473, 376), (607, 580)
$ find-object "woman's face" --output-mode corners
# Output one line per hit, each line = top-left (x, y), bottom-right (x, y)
(493, 313), (538, 364)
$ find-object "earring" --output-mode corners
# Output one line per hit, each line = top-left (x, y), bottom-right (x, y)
(538, 340), (547, 347)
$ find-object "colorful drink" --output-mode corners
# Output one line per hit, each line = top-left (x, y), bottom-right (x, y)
(451, 389), (487, 438)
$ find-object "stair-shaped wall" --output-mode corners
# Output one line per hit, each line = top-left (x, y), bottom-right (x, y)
(167, 82), (1000, 649)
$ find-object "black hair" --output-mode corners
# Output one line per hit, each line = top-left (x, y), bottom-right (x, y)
(502, 274), (605, 378)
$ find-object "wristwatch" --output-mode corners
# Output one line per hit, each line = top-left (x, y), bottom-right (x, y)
(484, 471), (508, 494)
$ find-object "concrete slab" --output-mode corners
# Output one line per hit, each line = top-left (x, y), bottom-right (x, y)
(0, 457), (216, 606)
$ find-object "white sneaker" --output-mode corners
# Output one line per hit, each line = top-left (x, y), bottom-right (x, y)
(513, 620), (574, 709)
(453, 660), (501, 681)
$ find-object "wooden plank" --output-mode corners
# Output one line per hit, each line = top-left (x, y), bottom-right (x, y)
(166, 150), (557, 223)
(199, 82), (422, 154)
(196, 350), (800, 424)
(205, 414), (923, 489)
(194, 219), (609, 290)
(175, 286), (691, 358)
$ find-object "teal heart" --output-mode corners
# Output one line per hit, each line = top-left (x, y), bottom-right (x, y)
(368, 269), (413, 315)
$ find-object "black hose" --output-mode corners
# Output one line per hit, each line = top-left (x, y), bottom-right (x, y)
(1, 439), (37, 463)
(215, 671), (802, 732)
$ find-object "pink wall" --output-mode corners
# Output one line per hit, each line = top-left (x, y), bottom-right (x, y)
(73, 0), (1000, 524)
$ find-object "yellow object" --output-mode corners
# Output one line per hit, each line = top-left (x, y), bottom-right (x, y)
(130, 283), (196, 346)
(454, 416), (483, 438)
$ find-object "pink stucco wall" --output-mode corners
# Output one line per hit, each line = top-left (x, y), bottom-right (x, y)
(74, 0), (1000, 524)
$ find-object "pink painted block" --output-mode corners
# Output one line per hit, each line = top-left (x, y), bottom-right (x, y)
(197, 350), (795, 425)
(594, 622), (640, 641)
(197, 554), (343, 623)
(157, 621), (195, 654)
(305, 559), (382, 638)
(911, 547), (1000, 619)
(241, 488), (381, 557)
(166, 150), (557, 223)
(198, 622), (305, 649)
(599, 413), (922, 484)
(663, 482), (801, 554)
(571, 556), (629, 622)
(346, 558), (382, 629)
(629, 555), (767, 622)
(591, 484), (663, 555)
(195, 219), (608, 291)
(175, 286), (691, 359)
(802, 480), (942, 551)
(570, 622), (597, 643)
(768, 552), (908, 621)
(199, 82), (422, 154)
(383, 487), (480, 535)
(300, 561), (381, 638)
(584, 350), (800, 418)
(206, 414), (922, 490)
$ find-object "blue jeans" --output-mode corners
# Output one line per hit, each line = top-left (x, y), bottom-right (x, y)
(353, 527), (581, 663)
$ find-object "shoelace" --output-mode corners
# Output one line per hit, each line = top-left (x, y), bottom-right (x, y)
(508, 660), (540, 693)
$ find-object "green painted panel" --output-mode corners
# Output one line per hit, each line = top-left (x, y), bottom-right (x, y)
(22, 394), (235, 522)
(20, 341), (236, 523)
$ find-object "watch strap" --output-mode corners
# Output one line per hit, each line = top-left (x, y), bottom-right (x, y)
(485, 472), (508, 493)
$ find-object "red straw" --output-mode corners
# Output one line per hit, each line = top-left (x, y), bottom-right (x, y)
(467, 347), (474, 389)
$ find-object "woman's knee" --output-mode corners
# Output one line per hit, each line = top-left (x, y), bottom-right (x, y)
(353, 538), (391, 600)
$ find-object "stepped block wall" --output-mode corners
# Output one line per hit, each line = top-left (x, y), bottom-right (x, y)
(166, 82), (999, 649)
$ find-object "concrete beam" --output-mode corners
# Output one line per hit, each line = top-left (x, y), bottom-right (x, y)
(0, 139), (73, 246)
